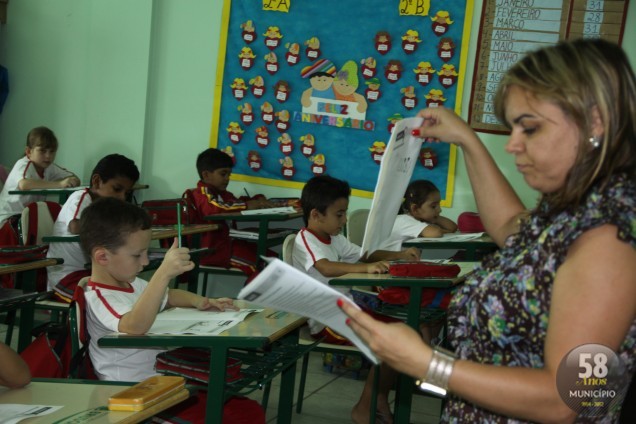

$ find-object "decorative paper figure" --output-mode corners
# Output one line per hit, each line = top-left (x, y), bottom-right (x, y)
(238, 47), (256, 70)
(360, 57), (377, 79)
(333, 60), (368, 113)
(437, 37), (456, 62)
(425, 89), (446, 108)
(401, 29), (422, 54)
(249, 75), (266, 98)
(285, 42), (300, 66)
(304, 36), (321, 61)
(413, 62), (436, 87)
(438, 64), (458, 88)
(231, 78), (248, 100)
(387, 113), (403, 134)
(274, 109), (291, 132)
(264, 51), (279, 75)
(240, 20), (256, 44)
(419, 147), (438, 169)
(226, 122), (244, 144)
(309, 154), (326, 176)
(300, 59), (337, 107)
(400, 86), (418, 110)
(263, 26), (283, 50)
(238, 102), (254, 125)
(431, 10), (454, 36)
(273, 80), (291, 103)
(384, 60), (403, 83)
(300, 133), (316, 157)
(365, 78), (381, 102)
(222, 146), (237, 165)
(255, 126), (270, 148)
(369, 141), (386, 164)
(248, 150), (262, 171)
(277, 132), (294, 155)
(280, 156), (295, 179)
(374, 31), (392, 55)
(261, 102), (275, 124)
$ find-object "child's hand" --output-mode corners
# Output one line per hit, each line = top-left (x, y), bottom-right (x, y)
(401, 247), (421, 261)
(59, 176), (81, 188)
(195, 297), (239, 311)
(158, 238), (195, 279)
(367, 261), (390, 274)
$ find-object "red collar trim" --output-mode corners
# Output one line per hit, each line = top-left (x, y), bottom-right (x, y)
(303, 227), (331, 244)
(87, 278), (134, 293)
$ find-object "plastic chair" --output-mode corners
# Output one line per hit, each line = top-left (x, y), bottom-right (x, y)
(346, 209), (370, 246)
(19, 201), (62, 245)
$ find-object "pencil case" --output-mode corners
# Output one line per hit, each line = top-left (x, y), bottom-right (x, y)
(388, 261), (461, 278)
(108, 375), (186, 411)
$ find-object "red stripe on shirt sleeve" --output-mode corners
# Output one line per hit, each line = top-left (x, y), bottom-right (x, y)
(95, 289), (123, 319)
(72, 189), (91, 220)
(300, 229), (317, 264)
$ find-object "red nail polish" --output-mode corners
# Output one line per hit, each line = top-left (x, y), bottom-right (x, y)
(411, 129), (420, 136)
(336, 298), (343, 307)
(346, 318), (351, 325)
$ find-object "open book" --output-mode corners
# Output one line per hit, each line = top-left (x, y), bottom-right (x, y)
(237, 258), (379, 364)
(147, 307), (261, 335)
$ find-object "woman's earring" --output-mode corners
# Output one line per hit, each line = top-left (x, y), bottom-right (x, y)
(589, 136), (601, 148)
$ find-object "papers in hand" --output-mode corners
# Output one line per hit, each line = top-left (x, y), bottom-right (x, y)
(237, 257), (379, 364)
(240, 206), (297, 215)
(147, 308), (261, 335)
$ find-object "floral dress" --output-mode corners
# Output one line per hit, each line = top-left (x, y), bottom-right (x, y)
(442, 174), (636, 423)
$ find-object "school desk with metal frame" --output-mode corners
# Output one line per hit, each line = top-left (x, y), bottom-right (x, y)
(98, 303), (310, 424)
(402, 234), (498, 261)
(330, 262), (477, 424)
(9, 183), (149, 204)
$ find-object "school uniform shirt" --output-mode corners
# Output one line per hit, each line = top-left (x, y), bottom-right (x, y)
(293, 228), (360, 334)
(381, 214), (429, 251)
(46, 188), (92, 294)
(85, 277), (169, 382)
(0, 156), (74, 225)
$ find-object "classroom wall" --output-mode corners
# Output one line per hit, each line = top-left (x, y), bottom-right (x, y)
(0, 0), (634, 221)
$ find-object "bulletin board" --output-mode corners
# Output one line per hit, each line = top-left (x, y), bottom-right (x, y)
(468, 0), (630, 133)
(210, 0), (473, 205)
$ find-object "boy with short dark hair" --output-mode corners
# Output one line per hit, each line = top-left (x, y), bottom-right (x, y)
(79, 197), (235, 382)
(47, 154), (141, 302)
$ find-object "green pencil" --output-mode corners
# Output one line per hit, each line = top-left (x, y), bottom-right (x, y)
(176, 203), (182, 248)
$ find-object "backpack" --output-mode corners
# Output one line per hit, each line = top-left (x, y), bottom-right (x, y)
(141, 191), (200, 227)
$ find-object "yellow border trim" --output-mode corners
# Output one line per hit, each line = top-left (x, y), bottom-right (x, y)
(210, 0), (232, 147)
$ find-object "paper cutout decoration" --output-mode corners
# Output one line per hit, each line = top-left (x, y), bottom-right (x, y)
(401, 30), (422, 54)
(238, 102), (254, 125)
(263, 26), (283, 50)
(277, 132), (294, 155)
(333, 60), (368, 113)
(414, 62), (436, 87)
(438, 64), (458, 88)
(400, 86), (418, 110)
(374, 31), (392, 55)
(285, 42), (301, 66)
(231, 78), (248, 100)
(425, 89), (446, 108)
(261, 101), (275, 124)
(387, 113), (403, 134)
(431, 10), (454, 36)
(399, 0), (431, 16)
(249, 75), (266, 98)
(419, 147), (438, 169)
(360, 57), (377, 79)
(264, 51), (279, 75)
(365, 77), (381, 102)
(300, 59), (337, 106)
(309, 154), (327, 176)
(274, 80), (291, 103)
(263, 0), (290, 13)
(304, 36), (321, 61)
(369, 141), (386, 164)
(255, 126), (270, 148)
(222, 146), (237, 165)
(300, 133), (316, 156)
(384, 60), (403, 83)
(274, 109), (291, 132)
(437, 37), (456, 62)
(280, 156), (295, 178)
(239, 47), (256, 70)
(226, 122), (244, 144)
(240, 20), (256, 44)
(248, 150), (262, 171)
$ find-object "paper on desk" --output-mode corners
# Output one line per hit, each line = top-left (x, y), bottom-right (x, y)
(240, 206), (297, 215)
(147, 308), (261, 335)
(0, 404), (63, 424)
(407, 232), (485, 243)
(361, 117), (424, 259)
(237, 257), (379, 365)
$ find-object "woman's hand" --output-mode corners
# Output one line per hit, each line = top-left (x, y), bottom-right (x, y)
(412, 107), (479, 149)
(196, 297), (238, 311)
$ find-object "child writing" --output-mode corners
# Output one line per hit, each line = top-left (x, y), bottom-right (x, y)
(79, 197), (236, 382)
(190, 148), (276, 276)
(46, 154), (140, 303)
(0, 126), (80, 246)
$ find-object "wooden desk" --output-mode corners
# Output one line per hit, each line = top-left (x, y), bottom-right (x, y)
(0, 379), (189, 423)
(330, 262), (477, 424)
(99, 302), (308, 424)
(0, 258), (63, 351)
(403, 234), (498, 261)
(9, 184), (149, 204)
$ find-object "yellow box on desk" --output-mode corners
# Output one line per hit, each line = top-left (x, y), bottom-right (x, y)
(108, 376), (186, 411)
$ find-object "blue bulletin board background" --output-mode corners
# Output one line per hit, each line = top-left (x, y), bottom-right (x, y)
(211, 0), (473, 205)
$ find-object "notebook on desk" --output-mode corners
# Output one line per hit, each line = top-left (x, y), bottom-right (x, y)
(240, 206), (298, 215)
(229, 228), (294, 240)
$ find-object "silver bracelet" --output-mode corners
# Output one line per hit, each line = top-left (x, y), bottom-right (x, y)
(415, 346), (456, 397)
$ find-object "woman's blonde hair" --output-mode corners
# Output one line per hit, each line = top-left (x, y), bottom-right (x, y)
(494, 38), (636, 213)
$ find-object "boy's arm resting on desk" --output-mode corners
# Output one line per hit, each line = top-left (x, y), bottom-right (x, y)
(367, 248), (420, 262)
(167, 288), (237, 311)
(17, 175), (81, 190)
(314, 258), (389, 277)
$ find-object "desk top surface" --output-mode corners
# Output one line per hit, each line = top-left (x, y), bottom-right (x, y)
(8, 184), (149, 195)
(0, 288), (39, 304)
(204, 211), (302, 222)
(42, 224), (219, 243)
(0, 258), (62, 275)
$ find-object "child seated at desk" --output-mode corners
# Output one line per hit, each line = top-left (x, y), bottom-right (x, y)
(46, 154), (140, 303)
(190, 148), (276, 276)
(78, 197), (236, 382)
(0, 126), (80, 246)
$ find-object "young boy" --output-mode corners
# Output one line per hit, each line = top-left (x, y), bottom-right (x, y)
(0, 126), (80, 246)
(79, 197), (236, 382)
(190, 148), (274, 276)
(46, 154), (140, 303)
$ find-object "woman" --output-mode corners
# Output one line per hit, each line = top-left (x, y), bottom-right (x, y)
(340, 38), (636, 422)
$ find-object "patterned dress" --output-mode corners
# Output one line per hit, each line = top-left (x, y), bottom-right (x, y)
(442, 174), (636, 423)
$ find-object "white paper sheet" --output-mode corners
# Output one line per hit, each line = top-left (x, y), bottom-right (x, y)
(240, 206), (297, 215)
(147, 308), (261, 335)
(237, 257), (379, 364)
(0, 405), (63, 424)
(406, 232), (485, 243)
